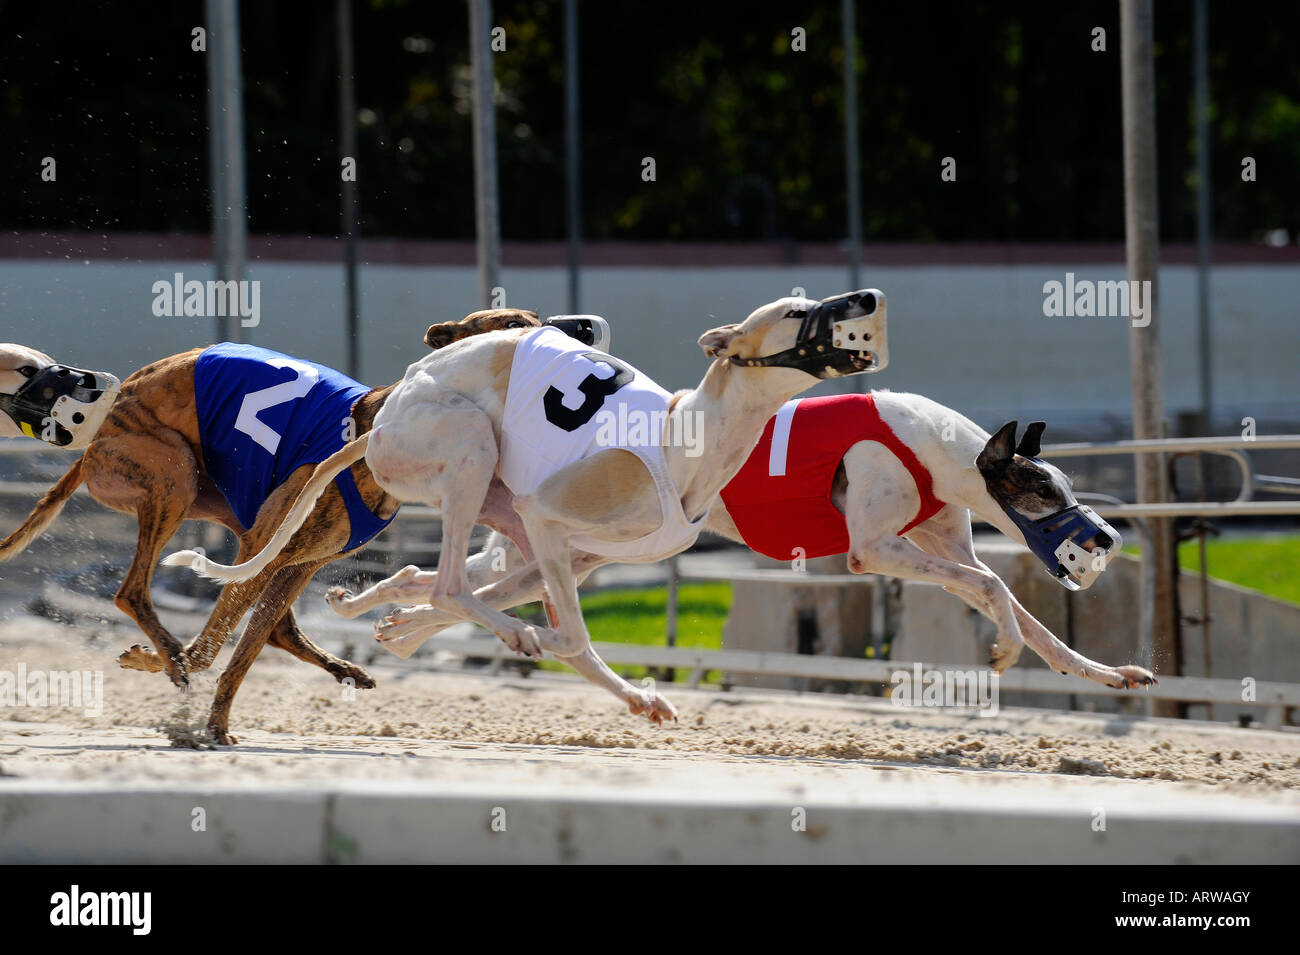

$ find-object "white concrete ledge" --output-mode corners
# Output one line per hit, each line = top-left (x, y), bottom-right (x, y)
(3, 777), (1297, 864)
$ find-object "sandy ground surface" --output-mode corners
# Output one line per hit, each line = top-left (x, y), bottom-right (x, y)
(2, 613), (1299, 801)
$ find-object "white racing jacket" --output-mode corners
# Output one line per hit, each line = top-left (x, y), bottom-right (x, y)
(500, 327), (707, 560)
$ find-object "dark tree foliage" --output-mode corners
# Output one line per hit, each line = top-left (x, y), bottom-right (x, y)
(0, 0), (1295, 243)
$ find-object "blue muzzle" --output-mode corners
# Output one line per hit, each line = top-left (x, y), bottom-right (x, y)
(1003, 503), (1121, 591)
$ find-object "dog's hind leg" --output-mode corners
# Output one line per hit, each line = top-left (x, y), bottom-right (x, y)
(205, 562), (321, 745)
(327, 528), (527, 619)
(509, 490), (677, 724)
(366, 397), (552, 658)
(375, 548), (607, 658)
(265, 598), (375, 689)
(326, 476), (533, 618)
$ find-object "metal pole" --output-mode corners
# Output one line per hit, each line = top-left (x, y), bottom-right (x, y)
(469, 0), (501, 308)
(338, 0), (361, 379)
(204, 4), (227, 345)
(1194, 0), (1212, 431)
(564, 0), (581, 313)
(1120, 0), (1180, 714)
(205, 0), (247, 344)
(842, 0), (862, 293)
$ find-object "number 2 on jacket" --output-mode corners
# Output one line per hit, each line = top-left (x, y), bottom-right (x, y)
(234, 358), (321, 454)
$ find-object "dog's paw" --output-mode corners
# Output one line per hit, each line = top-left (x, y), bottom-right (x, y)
(118, 644), (165, 673)
(1112, 665), (1158, 689)
(375, 604), (426, 637)
(628, 689), (678, 725)
(325, 585), (361, 617)
(501, 622), (546, 659)
(205, 725), (237, 746)
(987, 636), (1023, 673)
(332, 662), (376, 689)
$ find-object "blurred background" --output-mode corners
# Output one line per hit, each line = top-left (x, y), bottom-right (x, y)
(1, 1), (1296, 427)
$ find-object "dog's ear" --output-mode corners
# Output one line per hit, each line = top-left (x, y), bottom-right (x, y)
(1015, 421), (1047, 458)
(425, 321), (461, 350)
(976, 420), (1019, 475)
(699, 324), (741, 359)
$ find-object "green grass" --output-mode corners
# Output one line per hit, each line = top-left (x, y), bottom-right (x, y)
(1126, 535), (1300, 605)
(1175, 536), (1300, 605)
(529, 581), (731, 683)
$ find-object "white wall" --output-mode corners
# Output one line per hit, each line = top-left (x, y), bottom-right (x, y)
(1, 258), (1295, 434)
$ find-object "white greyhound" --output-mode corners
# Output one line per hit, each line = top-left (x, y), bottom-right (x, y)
(326, 390), (1157, 692)
(167, 291), (891, 724)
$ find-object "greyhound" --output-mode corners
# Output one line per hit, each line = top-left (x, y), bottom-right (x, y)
(168, 291), (889, 740)
(0, 310), (543, 700)
(326, 390), (1157, 692)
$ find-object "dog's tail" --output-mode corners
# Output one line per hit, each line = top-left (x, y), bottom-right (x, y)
(163, 433), (371, 582)
(0, 457), (85, 563)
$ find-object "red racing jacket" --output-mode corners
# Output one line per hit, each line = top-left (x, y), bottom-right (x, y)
(719, 394), (946, 560)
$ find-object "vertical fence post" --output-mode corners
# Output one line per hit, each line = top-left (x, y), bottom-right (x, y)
(564, 0), (582, 313)
(338, 0), (361, 379)
(469, 0), (501, 309)
(205, 0), (247, 345)
(1120, 0), (1181, 714)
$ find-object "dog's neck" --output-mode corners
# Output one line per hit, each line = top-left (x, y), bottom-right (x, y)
(928, 414), (1032, 545)
(667, 358), (813, 520)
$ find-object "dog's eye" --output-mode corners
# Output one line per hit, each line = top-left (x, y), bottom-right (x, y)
(507, 321), (524, 328)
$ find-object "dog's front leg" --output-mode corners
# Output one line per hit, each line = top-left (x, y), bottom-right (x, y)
(512, 496), (677, 724)
(905, 516), (1155, 688)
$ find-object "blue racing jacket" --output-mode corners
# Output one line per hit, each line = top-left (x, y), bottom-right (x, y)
(193, 343), (396, 552)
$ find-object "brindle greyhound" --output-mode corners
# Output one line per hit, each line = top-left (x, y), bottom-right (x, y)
(0, 310), (543, 699)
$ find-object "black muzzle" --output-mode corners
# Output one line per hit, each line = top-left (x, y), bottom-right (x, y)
(729, 289), (887, 379)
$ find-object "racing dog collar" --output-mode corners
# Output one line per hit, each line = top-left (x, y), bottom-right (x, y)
(0, 364), (121, 448)
(730, 289), (888, 379)
(1000, 499), (1121, 591)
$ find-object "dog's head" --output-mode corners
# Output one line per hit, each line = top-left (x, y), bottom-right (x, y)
(699, 289), (887, 379)
(0, 344), (121, 448)
(977, 420), (1121, 590)
(425, 309), (542, 349)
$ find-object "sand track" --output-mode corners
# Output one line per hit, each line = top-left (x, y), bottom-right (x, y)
(1, 615), (1298, 795)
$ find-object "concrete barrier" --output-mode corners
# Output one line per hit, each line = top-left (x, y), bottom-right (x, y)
(4, 765), (1298, 864)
